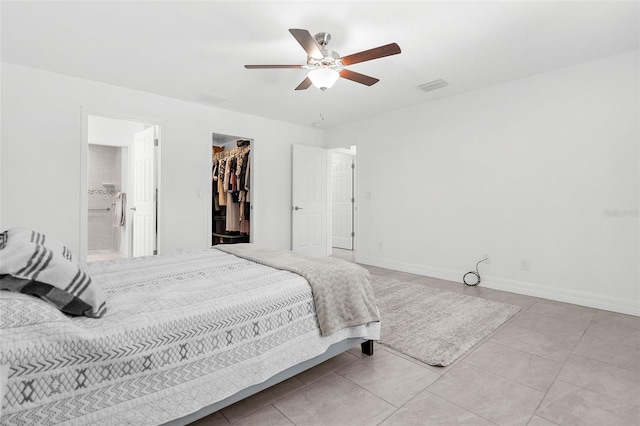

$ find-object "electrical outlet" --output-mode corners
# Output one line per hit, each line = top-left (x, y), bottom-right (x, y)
(520, 259), (530, 270)
(483, 254), (490, 264)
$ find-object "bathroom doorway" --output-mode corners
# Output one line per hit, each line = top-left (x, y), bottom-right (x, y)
(86, 115), (160, 261)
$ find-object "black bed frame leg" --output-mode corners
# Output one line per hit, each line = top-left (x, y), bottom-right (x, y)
(361, 340), (374, 356)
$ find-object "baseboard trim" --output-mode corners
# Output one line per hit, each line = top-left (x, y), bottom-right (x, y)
(357, 255), (640, 317)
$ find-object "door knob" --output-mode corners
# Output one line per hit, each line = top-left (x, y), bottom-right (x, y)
(293, 206), (303, 211)
(130, 207), (137, 211)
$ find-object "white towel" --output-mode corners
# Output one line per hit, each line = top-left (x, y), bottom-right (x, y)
(113, 192), (126, 227)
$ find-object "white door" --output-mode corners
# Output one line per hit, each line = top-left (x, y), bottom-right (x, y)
(132, 127), (156, 257)
(331, 152), (354, 250)
(292, 144), (328, 256)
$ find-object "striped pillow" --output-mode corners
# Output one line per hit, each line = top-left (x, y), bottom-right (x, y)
(0, 229), (106, 318)
(1, 227), (75, 263)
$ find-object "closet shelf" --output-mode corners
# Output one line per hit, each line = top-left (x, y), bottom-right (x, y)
(211, 232), (245, 239)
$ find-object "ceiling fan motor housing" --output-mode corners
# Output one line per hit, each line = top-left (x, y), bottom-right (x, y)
(314, 32), (331, 47)
(308, 33), (341, 68)
(308, 51), (340, 67)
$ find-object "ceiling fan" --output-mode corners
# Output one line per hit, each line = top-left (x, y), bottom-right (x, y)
(244, 29), (401, 91)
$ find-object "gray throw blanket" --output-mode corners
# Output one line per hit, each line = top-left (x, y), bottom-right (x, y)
(216, 244), (380, 336)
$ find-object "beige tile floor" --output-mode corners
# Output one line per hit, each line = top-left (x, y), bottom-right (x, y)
(87, 249), (123, 262)
(190, 249), (640, 426)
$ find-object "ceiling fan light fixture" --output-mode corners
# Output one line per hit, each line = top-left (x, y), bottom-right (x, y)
(308, 68), (339, 91)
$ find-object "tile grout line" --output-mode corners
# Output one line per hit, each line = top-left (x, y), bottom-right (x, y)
(553, 376), (640, 408)
(222, 378), (307, 424)
(372, 345), (512, 425)
(459, 352), (560, 396)
(556, 353), (640, 406)
(530, 413), (563, 426)
(424, 388), (500, 425)
(326, 369), (402, 424)
(270, 403), (296, 426)
(334, 358), (411, 409)
(525, 310), (599, 424)
(571, 317), (640, 373)
(425, 361), (546, 426)
(332, 348), (450, 422)
(367, 375), (500, 425)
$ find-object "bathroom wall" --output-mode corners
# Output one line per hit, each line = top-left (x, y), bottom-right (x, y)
(87, 145), (122, 251)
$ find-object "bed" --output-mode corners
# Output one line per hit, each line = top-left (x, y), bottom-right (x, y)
(0, 231), (380, 425)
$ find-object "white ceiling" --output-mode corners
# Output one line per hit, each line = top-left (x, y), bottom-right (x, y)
(2, 1), (638, 129)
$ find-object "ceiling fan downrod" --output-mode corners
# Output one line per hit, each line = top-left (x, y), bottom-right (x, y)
(314, 32), (331, 47)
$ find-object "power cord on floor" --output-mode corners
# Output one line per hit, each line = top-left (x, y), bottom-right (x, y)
(463, 258), (487, 286)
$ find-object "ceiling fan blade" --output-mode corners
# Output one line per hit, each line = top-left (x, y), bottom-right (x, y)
(339, 69), (379, 86)
(340, 43), (401, 66)
(289, 28), (323, 59)
(295, 77), (313, 90)
(244, 65), (304, 69)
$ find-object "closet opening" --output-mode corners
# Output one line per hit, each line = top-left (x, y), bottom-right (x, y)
(329, 145), (357, 257)
(211, 133), (252, 246)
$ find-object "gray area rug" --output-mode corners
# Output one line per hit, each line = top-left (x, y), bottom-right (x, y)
(370, 275), (520, 367)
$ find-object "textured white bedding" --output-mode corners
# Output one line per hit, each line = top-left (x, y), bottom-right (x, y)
(217, 244), (380, 336)
(0, 248), (379, 425)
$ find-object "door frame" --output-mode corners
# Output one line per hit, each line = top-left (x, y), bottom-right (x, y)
(207, 130), (255, 249)
(328, 146), (357, 255)
(80, 109), (163, 262)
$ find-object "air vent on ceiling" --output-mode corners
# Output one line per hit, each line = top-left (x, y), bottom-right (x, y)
(196, 93), (227, 105)
(418, 79), (448, 92)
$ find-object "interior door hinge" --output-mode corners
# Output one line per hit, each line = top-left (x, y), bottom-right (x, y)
(153, 249), (158, 255)
(351, 232), (355, 238)
(154, 138), (159, 147)
(351, 163), (355, 169)
(351, 198), (355, 203)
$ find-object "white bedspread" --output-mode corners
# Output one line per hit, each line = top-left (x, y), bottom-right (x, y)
(0, 248), (379, 425)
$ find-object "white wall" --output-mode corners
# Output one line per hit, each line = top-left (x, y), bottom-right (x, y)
(326, 50), (640, 315)
(88, 115), (145, 147)
(1, 62), (323, 256)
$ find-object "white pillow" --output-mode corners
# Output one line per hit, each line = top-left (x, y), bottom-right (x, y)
(0, 228), (106, 318)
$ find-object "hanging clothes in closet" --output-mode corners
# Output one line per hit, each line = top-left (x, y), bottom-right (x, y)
(211, 141), (251, 245)
(224, 155), (240, 232)
(238, 155), (250, 235)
